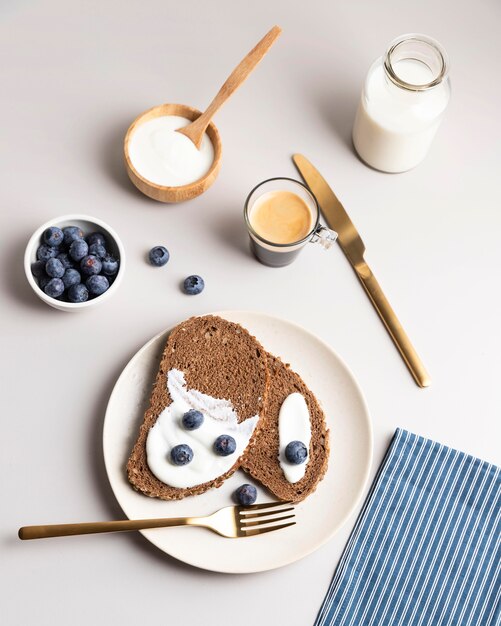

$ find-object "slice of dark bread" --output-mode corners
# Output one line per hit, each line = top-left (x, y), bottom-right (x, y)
(240, 354), (329, 502)
(127, 315), (269, 500)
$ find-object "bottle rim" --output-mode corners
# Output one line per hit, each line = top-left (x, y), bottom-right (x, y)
(383, 34), (449, 92)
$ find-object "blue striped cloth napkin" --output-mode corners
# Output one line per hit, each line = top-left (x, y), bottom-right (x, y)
(315, 428), (501, 626)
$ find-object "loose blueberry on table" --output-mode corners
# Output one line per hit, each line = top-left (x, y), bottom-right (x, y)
(32, 226), (119, 303)
(170, 444), (194, 466)
(183, 274), (204, 295)
(213, 434), (237, 456)
(182, 409), (204, 430)
(149, 246), (170, 267)
(234, 484), (257, 506)
(285, 440), (308, 465)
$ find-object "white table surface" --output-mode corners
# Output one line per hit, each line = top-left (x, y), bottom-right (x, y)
(1, 0), (500, 624)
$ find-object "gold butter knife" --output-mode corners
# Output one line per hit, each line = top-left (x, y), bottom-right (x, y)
(293, 153), (430, 388)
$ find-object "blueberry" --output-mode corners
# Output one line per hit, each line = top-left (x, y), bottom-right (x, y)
(62, 268), (81, 289)
(43, 226), (64, 247)
(44, 277), (64, 298)
(69, 239), (88, 262)
(63, 226), (84, 247)
(68, 283), (89, 303)
(182, 409), (204, 430)
(285, 441), (308, 465)
(183, 275), (204, 295)
(37, 244), (58, 262)
(234, 484), (257, 506)
(45, 257), (65, 278)
(38, 273), (51, 290)
(89, 242), (107, 258)
(31, 260), (46, 278)
(170, 444), (194, 466)
(86, 232), (106, 247)
(149, 246), (170, 267)
(101, 254), (119, 276)
(56, 252), (75, 269)
(213, 435), (237, 456)
(80, 255), (102, 276)
(86, 274), (109, 296)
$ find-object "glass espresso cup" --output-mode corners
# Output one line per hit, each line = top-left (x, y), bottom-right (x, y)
(244, 178), (337, 267)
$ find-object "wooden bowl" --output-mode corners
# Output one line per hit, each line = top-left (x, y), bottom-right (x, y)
(123, 103), (222, 203)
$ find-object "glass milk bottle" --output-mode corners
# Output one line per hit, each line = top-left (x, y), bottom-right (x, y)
(352, 34), (450, 173)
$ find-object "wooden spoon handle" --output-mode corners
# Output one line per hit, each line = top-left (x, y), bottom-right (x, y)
(179, 25), (282, 147)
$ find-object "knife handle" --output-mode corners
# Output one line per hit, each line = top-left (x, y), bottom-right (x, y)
(355, 262), (431, 387)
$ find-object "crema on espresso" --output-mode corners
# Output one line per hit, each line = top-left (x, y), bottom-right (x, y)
(249, 190), (314, 244)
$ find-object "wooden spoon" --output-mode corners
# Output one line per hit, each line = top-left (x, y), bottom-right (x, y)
(177, 25), (282, 149)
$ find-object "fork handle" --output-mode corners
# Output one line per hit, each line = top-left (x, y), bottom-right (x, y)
(18, 516), (201, 540)
(356, 261), (431, 388)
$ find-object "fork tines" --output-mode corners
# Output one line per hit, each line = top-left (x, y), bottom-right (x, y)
(239, 501), (296, 536)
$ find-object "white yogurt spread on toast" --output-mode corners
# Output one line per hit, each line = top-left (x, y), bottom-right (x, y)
(146, 369), (259, 489)
(278, 393), (312, 483)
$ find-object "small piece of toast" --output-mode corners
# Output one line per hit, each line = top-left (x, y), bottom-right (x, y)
(240, 354), (329, 502)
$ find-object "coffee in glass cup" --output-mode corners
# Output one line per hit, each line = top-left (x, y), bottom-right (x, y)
(244, 178), (337, 267)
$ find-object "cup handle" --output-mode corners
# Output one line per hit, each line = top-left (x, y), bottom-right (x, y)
(311, 225), (338, 250)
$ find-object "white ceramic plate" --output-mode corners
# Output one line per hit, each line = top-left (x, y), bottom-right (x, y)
(103, 311), (372, 573)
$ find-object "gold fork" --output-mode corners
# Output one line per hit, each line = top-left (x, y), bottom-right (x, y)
(18, 501), (295, 540)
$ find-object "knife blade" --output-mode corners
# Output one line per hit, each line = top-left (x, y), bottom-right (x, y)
(293, 153), (431, 388)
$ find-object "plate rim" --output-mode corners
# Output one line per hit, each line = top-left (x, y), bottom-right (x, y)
(103, 310), (373, 573)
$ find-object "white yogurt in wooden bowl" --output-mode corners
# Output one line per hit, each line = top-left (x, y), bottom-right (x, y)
(128, 115), (214, 187)
(124, 103), (222, 203)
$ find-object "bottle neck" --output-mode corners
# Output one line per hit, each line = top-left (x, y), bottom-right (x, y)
(383, 34), (448, 93)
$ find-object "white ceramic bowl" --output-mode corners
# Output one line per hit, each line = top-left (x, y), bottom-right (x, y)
(24, 214), (125, 312)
